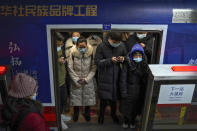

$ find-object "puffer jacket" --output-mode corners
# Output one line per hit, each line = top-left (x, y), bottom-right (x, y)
(65, 38), (75, 59)
(95, 37), (127, 100)
(120, 45), (149, 118)
(68, 44), (96, 106)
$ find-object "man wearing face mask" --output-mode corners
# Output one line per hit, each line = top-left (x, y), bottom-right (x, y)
(95, 32), (127, 124)
(65, 32), (80, 59)
(68, 37), (96, 122)
(125, 32), (154, 64)
(120, 44), (149, 129)
(64, 32), (80, 117)
(56, 36), (71, 130)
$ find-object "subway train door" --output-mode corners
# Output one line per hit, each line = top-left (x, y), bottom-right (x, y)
(47, 24), (168, 131)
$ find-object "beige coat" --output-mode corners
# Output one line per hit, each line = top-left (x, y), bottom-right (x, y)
(68, 44), (96, 106)
(65, 38), (75, 59)
(87, 36), (102, 57)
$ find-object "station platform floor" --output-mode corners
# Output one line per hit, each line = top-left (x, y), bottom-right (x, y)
(66, 122), (138, 131)
(63, 105), (140, 131)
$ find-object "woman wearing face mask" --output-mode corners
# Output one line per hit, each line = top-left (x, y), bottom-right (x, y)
(119, 44), (149, 129)
(1, 73), (49, 131)
(68, 37), (96, 122)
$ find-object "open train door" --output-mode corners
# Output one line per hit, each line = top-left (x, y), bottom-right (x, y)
(46, 24), (168, 131)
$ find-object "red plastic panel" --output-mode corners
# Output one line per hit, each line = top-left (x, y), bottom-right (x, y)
(42, 106), (57, 127)
(0, 66), (7, 75)
(172, 66), (197, 72)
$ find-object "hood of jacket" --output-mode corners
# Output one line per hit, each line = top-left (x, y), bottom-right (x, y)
(72, 44), (93, 58)
(87, 36), (102, 46)
(129, 43), (144, 60)
(130, 44), (144, 55)
(65, 38), (74, 49)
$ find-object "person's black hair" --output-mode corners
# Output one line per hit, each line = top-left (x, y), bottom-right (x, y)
(55, 32), (64, 41)
(108, 32), (122, 41)
(81, 32), (102, 38)
(56, 37), (63, 42)
(133, 51), (143, 56)
(76, 37), (87, 46)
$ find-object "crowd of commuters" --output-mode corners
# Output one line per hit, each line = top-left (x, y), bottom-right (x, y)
(1, 31), (153, 130)
(58, 31), (152, 129)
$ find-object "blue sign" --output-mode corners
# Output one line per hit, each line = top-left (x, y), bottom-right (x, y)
(103, 24), (111, 31)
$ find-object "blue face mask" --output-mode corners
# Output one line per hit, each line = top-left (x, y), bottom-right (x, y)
(137, 34), (147, 39)
(133, 57), (142, 63)
(57, 47), (61, 52)
(92, 35), (98, 39)
(32, 94), (37, 101)
(110, 43), (121, 48)
(78, 48), (87, 54)
(129, 32), (135, 35)
(72, 37), (79, 43)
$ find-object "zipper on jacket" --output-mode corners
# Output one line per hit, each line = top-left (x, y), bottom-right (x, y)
(81, 55), (84, 105)
(112, 47), (115, 100)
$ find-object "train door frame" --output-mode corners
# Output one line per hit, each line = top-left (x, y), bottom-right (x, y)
(46, 24), (168, 130)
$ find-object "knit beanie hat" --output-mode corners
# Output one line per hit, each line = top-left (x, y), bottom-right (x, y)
(8, 73), (38, 98)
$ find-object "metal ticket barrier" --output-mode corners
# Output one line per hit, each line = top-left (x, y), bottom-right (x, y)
(141, 64), (197, 131)
(0, 65), (11, 105)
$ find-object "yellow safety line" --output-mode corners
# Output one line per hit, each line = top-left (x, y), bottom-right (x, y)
(178, 106), (187, 125)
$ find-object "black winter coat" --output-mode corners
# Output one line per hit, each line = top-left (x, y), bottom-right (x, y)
(120, 57), (149, 117)
(125, 33), (154, 64)
(95, 39), (127, 100)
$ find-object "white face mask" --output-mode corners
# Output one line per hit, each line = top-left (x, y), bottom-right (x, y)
(57, 47), (61, 52)
(133, 57), (143, 63)
(137, 34), (147, 39)
(129, 32), (135, 35)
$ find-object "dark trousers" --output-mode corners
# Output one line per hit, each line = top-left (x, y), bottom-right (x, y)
(99, 99), (117, 117)
(74, 106), (90, 115)
(73, 106), (90, 121)
(58, 84), (67, 114)
(122, 100), (139, 125)
(124, 108), (138, 125)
